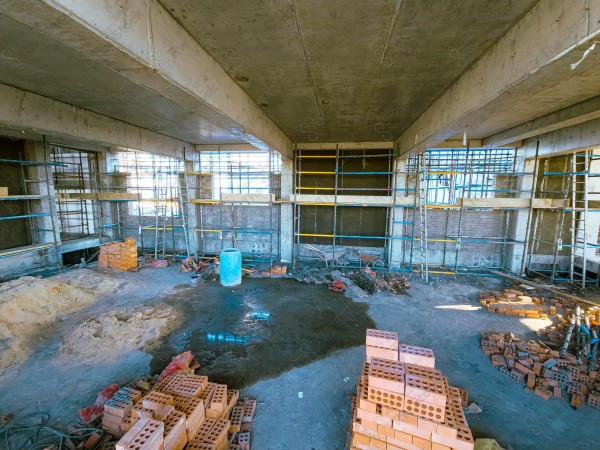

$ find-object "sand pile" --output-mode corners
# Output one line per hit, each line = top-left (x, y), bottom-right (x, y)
(57, 305), (177, 363)
(0, 271), (127, 369)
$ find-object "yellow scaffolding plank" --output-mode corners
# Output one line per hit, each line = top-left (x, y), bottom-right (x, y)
(296, 155), (337, 159)
(296, 187), (335, 190)
(0, 243), (54, 257)
(193, 229), (221, 233)
(190, 199), (220, 204)
(298, 171), (336, 175)
(297, 203), (335, 206)
(186, 171), (214, 176)
(298, 233), (334, 238)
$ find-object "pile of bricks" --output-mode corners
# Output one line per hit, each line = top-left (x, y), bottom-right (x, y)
(98, 238), (138, 271)
(478, 289), (548, 319)
(481, 332), (600, 409)
(103, 373), (256, 450)
(350, 329), (474, 450)
(0, 187), (8, 197)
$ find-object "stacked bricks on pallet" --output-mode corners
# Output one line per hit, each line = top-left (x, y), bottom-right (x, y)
(366, 329), (399, 364)
(98, 237), (138, 271)
(110, 372), (256, 450)
(350, 329), (475, 450)
(481, 332), (600, 410)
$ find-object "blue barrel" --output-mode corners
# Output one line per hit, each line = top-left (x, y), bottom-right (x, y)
(220, 248), (242, 287)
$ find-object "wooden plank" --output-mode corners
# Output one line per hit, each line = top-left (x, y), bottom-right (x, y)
(98, 193), (140, 201)
(221, 193), (274, 202)
(55, 192), (140, 201)
(457, 198), (565, 209)
(292, 194), (407, 206)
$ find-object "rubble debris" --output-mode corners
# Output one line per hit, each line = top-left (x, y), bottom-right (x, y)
(98, 238), (138, 271)
(289, 266), (411, 297)
(348, 329), (476, 450)
(478, 288), (549, 319)
(150, 259), (169, 268)
(258, 265), (287, 277)
(481, 331), (600, 409)
(348, 270), (377, 294)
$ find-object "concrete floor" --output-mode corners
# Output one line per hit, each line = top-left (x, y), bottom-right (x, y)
(0, 267), (595, 450)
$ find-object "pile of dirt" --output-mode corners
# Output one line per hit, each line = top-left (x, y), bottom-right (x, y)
(0, 270), (126, 369)
(57, 305), (178, 363)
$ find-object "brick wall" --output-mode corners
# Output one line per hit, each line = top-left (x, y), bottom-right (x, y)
(401, 209), (507, 268)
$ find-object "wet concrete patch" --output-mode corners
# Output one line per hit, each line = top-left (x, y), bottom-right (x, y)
(150, 278), (375, 387)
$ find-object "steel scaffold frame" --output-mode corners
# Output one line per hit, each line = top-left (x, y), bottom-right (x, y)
(293, 146), (395, 268)
(191, 148), (280, 266)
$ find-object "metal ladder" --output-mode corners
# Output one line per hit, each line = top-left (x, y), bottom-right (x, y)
(570, 150), (591, 287)
(177, 171), (193, 258)
(154, 168), (168, 259)
(417, 152), (429, 282)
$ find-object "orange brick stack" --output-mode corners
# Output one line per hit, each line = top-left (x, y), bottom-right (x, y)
(350, 329), (474, 450)
(481, 332), (600, 410)
(478, 289), (548, 319)
(108, 373), (256, 450)
(98, 237), (138, 271)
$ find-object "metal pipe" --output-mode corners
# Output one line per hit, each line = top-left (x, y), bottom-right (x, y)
(560, 306), (579, 358)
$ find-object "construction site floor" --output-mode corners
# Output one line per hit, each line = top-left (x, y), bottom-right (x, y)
(0, 267), (595, 450)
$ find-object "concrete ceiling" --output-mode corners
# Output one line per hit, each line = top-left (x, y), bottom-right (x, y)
(0, 12), (245, 145)
(159, 0), (540, 142)
(3, 0), (600, 156)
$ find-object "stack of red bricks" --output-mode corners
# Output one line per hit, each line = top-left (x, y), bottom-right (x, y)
(350, 329), (474, 450)
(103, 373), (256, 450)
(478, 289), (548, 319)
(481, 332), (600, 409)
(98, 237), (138, 271)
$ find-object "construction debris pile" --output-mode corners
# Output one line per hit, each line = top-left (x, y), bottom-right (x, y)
(290, 267), (410, 296)
(478, 288), (548, 319)
(98, 238), (138, 271)
(481, 330), (600, 409)
(349, 329), (474, 450)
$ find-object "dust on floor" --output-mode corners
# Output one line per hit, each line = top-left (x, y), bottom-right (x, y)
(0, 270), (131, 368)
(57, 305), (179, 365)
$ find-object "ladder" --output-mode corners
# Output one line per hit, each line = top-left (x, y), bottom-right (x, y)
(154, 167), (168, 259)
(570, 150), (591, 288)
(417, 152), (429, 282)
(177, 172), (193, 258)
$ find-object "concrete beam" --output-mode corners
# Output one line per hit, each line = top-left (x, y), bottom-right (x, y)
(484, 95), (600, 147)
(296, 142), (395, 150)
(0, 82), (188, 159)
(396, 0), (600, 155)
(519, 116), (600, 158)
(0, 0), (293, 159)
(195, 144), (261, 153)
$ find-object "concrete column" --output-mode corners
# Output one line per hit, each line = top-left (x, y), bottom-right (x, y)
(279, 160), (293, 263)
(504, 158), (535, 273)
(184, 160), (198, 255)
(389, 158), (407, 267)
